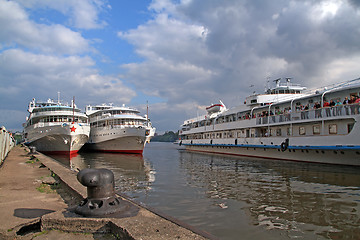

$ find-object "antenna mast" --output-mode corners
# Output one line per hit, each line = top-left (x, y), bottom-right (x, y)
(72, 96), (75, 123)
(146, 101), (149, 126)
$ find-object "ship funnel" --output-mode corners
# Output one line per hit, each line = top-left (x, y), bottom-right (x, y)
(274, 78), (281, 88)
(286, 77), (292, 87)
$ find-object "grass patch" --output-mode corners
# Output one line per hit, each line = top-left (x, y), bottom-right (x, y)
(26, 155), (39, 164)
(32, 230), (49, 238)
(36, 183), (56, 194)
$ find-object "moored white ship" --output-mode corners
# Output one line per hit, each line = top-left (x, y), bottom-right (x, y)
(180, 77), (360, 166)
(85, 104), (155, 154)
(23, 97), (90, 155)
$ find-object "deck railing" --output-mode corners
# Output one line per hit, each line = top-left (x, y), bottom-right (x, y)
(256, 103), (360, 125)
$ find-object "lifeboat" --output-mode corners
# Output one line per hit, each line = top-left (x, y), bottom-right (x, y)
(206, 104), (223, 113)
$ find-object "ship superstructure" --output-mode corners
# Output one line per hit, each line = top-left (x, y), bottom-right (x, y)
(179, 77), (360, 166)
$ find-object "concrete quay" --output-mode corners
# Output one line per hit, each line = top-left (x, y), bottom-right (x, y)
(0, 145), (216, 240)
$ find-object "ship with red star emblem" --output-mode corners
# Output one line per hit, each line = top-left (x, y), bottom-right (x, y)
(23, 95), (90, 155)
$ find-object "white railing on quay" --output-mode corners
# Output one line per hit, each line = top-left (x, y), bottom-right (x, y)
(0, 126), (16, 164)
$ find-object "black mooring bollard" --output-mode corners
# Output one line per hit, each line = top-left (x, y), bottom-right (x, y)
(74, 168), (138, 217)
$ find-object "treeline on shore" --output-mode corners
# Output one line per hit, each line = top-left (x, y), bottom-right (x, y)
(151, 131), (179, 142)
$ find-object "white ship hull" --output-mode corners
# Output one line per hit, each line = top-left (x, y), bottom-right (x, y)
(24, 123), (90, 154)
(182, 141), (360, 166)
(87, 126), (146, 154)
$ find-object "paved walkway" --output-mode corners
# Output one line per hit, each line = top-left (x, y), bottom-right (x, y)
(0, 145), (73, 239)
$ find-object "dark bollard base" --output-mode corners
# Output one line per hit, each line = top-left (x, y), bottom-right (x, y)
(74, 196), (139, 218)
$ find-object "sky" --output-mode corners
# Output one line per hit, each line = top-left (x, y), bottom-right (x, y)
(1, 0), (360, 133)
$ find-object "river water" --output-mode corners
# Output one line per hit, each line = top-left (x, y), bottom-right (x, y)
(50, 142), (360, 240)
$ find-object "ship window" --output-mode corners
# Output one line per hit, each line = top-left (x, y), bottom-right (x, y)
(299, 126), (306, 135)
(313, 125), (320, 134)
(329, 124), (337, 134)
(276, 129), (282, 136)
(348, 123), (354, 133)
(250, 129), (255, 137)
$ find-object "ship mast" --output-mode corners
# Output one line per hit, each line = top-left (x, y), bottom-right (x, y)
(146, 100), (149, 126)
(72, 96), (75, 123)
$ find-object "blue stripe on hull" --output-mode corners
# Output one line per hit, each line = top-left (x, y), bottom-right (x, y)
(183, 143), (360, 151)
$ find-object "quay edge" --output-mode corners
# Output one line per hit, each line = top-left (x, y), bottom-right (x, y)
(3, 145), (216, 240)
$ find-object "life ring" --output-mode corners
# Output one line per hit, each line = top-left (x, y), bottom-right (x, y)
(280, 138), (289, 152)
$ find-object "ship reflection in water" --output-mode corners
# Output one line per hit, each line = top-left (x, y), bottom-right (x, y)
(47, 152), (155, 194)
(49, 143), (360, 240)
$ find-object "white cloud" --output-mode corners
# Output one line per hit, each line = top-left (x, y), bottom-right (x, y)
(0, 0), (90, 54)
(0, 49), (136, 130)
(117, 0), (360, 131)
(2, 0), (360, 133)
(13, 0), (107, 29)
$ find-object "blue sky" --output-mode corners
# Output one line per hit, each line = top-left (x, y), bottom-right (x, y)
(1, 0), (360, 133)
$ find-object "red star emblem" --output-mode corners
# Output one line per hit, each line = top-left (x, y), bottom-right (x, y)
(70, 126), (76, 132)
